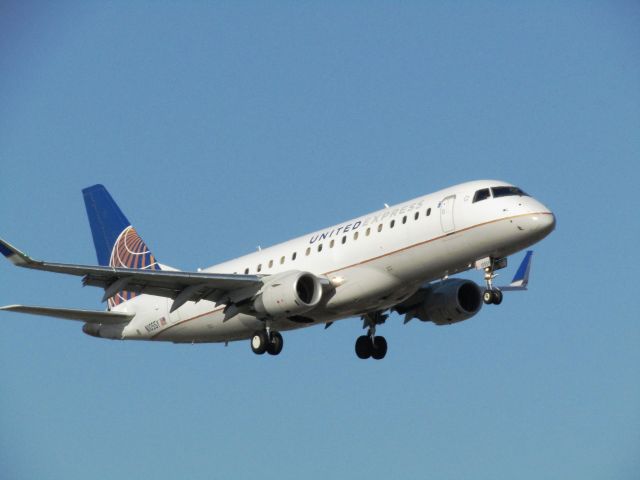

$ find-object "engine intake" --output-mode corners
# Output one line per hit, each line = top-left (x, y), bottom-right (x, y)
(415, 279), (483, 325)
(253, 271), (323, 318)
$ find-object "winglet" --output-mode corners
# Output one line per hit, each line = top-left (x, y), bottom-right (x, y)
(500, 250), (533, 291)
(0, 238), (33, 266)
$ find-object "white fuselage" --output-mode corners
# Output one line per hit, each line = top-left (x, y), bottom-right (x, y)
(114, 180), (555, 343)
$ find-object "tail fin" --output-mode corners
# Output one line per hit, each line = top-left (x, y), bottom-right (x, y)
(82, 184), (160, 307)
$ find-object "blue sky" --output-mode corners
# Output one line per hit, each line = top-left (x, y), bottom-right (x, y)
(1, 2), (638, 479)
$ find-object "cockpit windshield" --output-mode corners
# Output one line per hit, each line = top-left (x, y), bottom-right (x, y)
(472, 188), (491, 203)
(491, 186), (529, 198)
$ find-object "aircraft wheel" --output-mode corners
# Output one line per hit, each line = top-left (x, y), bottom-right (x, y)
(267, 331), (283, 356)
(483, 290), (494, 305)
(371, 336), (387, 360)
(492, 289), (503, 305)
(355, 335), (372, 359)
(251, 331), (269, 355)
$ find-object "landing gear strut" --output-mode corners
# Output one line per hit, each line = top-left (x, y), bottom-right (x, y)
(355, 311), (388, 360)
(482, 259), (504, 305)
(250, 329), (283, 356)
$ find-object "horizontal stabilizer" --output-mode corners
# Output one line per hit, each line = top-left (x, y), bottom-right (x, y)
(0, 305), (134, 324)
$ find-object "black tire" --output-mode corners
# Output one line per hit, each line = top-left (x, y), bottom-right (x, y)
(267, 331), (284, 356)
(492, 289), (503, 305)
(250, 331), (268, 355)
(483, 290), (494, 305)
(355, 335), (372, 359)
(371, 336), (388, 360)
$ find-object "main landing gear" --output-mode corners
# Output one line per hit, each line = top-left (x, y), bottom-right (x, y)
(355, 311), (388, 360)
(355, 335), (387, 360)
(250, 330), (283, 356)
(482, 259), (504, 305)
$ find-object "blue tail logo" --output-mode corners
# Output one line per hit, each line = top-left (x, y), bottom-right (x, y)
(82, 185), (160, 307)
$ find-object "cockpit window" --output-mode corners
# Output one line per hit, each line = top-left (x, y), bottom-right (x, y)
(491, 186), (529, 198)
(473, 188), (491, 203)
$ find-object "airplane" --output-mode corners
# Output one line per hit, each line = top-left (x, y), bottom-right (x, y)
(0, 180), (555, 360)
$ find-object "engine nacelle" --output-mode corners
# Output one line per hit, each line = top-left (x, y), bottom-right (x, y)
(82, 322), (125, 339)
(253, 271), (323, 318)
(415, 279), (483, 325)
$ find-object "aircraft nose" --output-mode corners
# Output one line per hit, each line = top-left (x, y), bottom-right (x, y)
(541, 212), (556, 233)
(530, 212), (556, 237)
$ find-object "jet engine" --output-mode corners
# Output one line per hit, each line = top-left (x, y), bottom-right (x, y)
(415, 279), (483, 325)
(253, 271), (324, 318)
(82, 322), (126, 339)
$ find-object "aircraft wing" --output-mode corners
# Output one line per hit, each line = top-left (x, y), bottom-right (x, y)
(0, 238), (263, 311)
(393, 250), (536, 323)
(0, 305), (134, 324)
(497, 250), (533, 291)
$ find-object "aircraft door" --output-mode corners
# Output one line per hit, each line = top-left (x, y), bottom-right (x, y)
(439, 195), (456, 233)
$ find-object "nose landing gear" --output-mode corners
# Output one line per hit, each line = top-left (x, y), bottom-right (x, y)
(483, 288), (503, 305)
(482, 258), (505, 305)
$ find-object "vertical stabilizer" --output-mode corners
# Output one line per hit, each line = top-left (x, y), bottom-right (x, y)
(82, 185), (160, 307)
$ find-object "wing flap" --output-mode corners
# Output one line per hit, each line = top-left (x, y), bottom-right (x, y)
(0, 305), (134, 324)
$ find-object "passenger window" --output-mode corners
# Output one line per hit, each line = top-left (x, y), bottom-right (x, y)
(377, 224), (383, 232)
(473, 188), (491, 203)
(342, 235), (347, 244)
(317, 244), (323, 252)
(330, 239), (335, 248)
(257, 264), (262, 273)
(292, 252), (297, 261)
(390, 220), (395, 228)
(353, 231), (359, 240)
(414, 212), (419, 220)
(427, 208), (431, 216)
(244, 268), (249, 274)
(366, 227), (371, 236)
(305, 247), (311, 256)
(402, 216), (407, 224)
(268, 260), (273, 268)
(280, 256), (285, 264)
